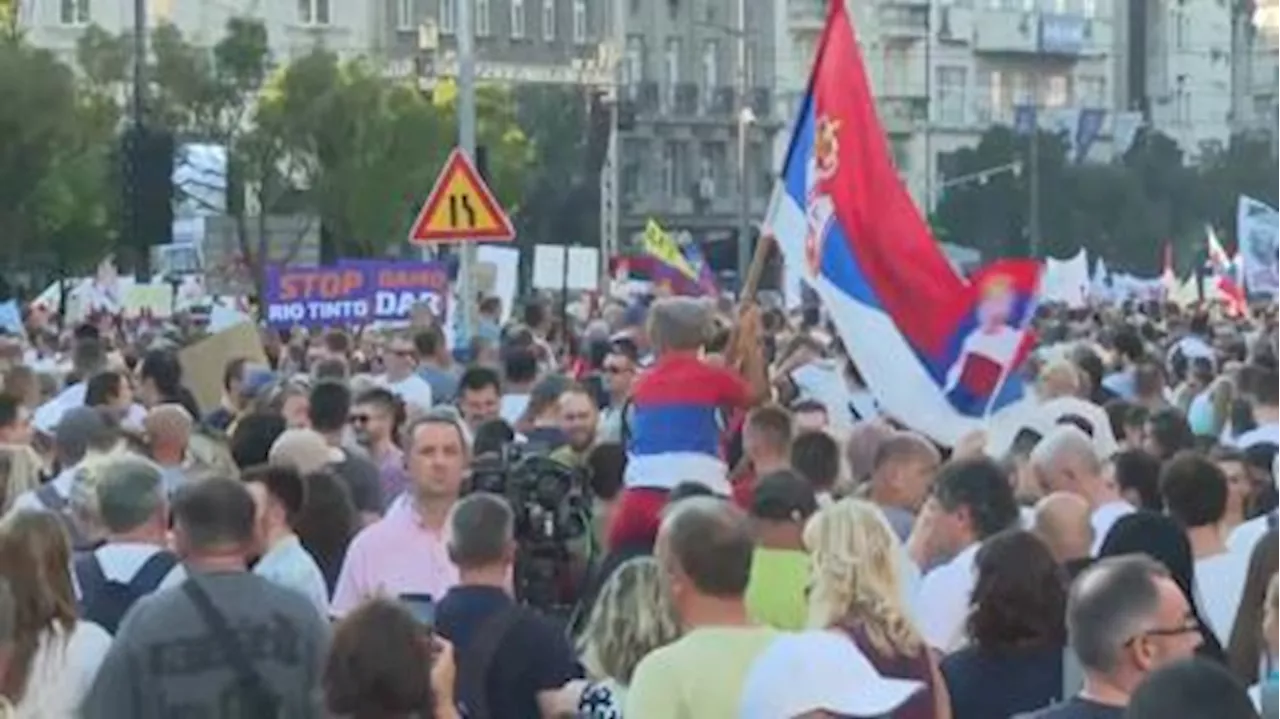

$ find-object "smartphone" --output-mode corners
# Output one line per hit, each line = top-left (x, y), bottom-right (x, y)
(399, 593), (435, 627)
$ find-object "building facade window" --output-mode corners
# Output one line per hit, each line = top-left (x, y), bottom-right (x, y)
(664, 38), (681, 111)
(661, 141), (682, 198)
(60, 0), (90, 25)
(477, 0), (491, 36)
(299, 0), (331, 25)
(936, 66), (967, 124)
(573, 0), (587, 43)
(440, 0), (456, 33)
(1044, 73), (1070, 107)
(701, 40), (718, 109)
(542, 0), (555, 40)
(622, 139), (646, 199)
(396, 0), (414, 30)
(624, 36), (645, 85)
(511, 0), (525, 38)
(1077, 74), (1106, 106)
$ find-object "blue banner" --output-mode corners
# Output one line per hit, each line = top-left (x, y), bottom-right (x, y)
(264, 260), (450, 328)
(1074, 108), (1106, 162)
(1013, 104), (1037, 135)
(1038, 14), (1087, 55)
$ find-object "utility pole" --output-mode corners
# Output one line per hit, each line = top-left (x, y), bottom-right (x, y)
(922, 0), (933, 214)
(601, 0), (625, 293)
(132, 0), (146, 126)
(455, 0), (478, 341)
(734, 0), (751, 287)
(1028, 93), (1041, 259)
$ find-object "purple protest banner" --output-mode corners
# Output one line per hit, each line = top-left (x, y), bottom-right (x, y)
(264, 260), (449, 328)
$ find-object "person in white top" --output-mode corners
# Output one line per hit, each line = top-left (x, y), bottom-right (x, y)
(1233, 365), (1278, 452)
(499, 346), (538, 426)
(376, 332), (437, 411)
(378, 335), (434, 413)
(0, 511), (111, 716)
(1161, 453), (1249, 645)
(908, 456), (1021, 653)
(243, 464), (330, 620)
(1229, 453), (1280, 555)
(1029, 425), (1135, 555)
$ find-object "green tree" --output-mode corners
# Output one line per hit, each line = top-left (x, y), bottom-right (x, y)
(513, 85), (595, 251)
(0, 38), (116, 284)
(1195, 132), (1280, 247)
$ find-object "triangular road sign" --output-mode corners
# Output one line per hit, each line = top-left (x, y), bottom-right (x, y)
(409, 148), (515, 244)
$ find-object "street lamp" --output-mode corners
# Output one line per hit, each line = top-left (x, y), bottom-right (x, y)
(930, 160), (1022, 207)
(737, 105), (757, 288)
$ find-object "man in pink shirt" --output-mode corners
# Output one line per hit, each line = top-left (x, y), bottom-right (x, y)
(330, 410), (466, 617)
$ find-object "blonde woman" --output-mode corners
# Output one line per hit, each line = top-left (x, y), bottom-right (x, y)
(0, 445), (44, 515)
(805, 498), (950, 719)
(575, 557), (682, 718)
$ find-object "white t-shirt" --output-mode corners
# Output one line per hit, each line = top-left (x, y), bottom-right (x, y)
(500, 393), (531, 425)
(1090, 499), (1136, 555)
(379, 373), (434, 413)
(32, 382), (147, 435)
(1195, 550), (1250, 645)
(14, 621), (111, 717)
(1229, 514), (1275, 556)
(916, 542), (980, 653)
(1234, 422), (1279, 451)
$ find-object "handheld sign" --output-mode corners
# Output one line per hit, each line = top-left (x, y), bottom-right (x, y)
(409, 148), (515, 244)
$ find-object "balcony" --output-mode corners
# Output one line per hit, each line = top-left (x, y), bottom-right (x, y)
(789, 0), (826, 31)
(971, 9), (1102, 57)
(750, 87), (773, 120)
(879, 5), (929, 39)
(880, 97), (928, 134)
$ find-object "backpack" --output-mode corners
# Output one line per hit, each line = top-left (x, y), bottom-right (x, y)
(74, 551), (178, 634)
(35, 484), (97, 552)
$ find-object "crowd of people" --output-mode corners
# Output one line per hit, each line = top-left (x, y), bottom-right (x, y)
(0, 292), (1273, 719)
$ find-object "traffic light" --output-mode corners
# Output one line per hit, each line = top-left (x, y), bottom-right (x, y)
(119, 124), (175, 281)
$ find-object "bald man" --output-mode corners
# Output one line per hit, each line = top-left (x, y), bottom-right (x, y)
(143, 404), (193, 496)
(1033, 492), (1094, 577)
(1029, 425), (1134, 555)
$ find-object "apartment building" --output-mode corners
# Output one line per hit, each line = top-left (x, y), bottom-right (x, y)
(611, 0), (781, 246)
(1230, 0), (1279, 141)
(1136, 0), (1235, 158)
(18, 0), (375, 62)
(779, 0), (1119, 213)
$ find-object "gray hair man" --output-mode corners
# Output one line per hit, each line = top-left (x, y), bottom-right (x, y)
(647, 297), (711, 354)
(434, 493), (583, 718)
(1017, 555), (1203, 718)
(1029, 425), (1133, 554)
(75, 455), (184, 633)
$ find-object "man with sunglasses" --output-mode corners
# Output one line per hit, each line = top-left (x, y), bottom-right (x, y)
(596, 338), (638, 443)
(1017, 555), (1203, 719)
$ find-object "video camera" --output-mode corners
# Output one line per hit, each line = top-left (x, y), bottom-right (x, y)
(468, 445), (592, 616)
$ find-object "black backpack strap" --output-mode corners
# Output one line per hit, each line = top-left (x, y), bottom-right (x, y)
(35, 483), (66, 511)
(182, 579), (278, 713)
(73, 552), (107, 599)
(130, 552), (178, 594)
(1268, 510), (1278, 532)
(459, 604), (524, 719)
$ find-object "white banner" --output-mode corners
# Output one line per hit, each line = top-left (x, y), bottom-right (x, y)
(1238, 196), (1279, 296)
(1041, 249), (1090, 308)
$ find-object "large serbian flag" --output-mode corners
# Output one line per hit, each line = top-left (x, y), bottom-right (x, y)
(764, 0), (1042, 445)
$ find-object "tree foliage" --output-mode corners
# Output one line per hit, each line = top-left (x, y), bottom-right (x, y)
(0, 38), (117, 283)
(934, 126), (1280, 273)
